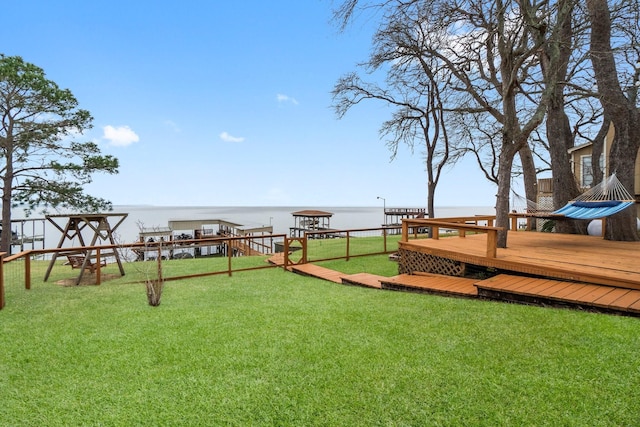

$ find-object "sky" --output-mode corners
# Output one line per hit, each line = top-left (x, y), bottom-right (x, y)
(2, 0), (499, 209)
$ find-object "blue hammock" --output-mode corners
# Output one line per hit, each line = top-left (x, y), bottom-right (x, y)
(550, 174), (636, 220)
(552, 200), (635, 220)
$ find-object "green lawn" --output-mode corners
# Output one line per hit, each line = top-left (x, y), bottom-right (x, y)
(1, 258), (639, 426)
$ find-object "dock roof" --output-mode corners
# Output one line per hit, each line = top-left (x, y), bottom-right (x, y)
(291, 210), (333, 217)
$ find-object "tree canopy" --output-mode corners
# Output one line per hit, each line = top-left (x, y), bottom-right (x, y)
(0, 55), (119, 252)
(333, 0), (640, 243)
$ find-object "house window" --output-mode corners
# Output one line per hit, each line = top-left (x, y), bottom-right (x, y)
(580, 154), (605, 187)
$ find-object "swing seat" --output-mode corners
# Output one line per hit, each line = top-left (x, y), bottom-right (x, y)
(65, 255), (106, 274)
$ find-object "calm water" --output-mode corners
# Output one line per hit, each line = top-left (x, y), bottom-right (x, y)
(12, 205), (495, 250)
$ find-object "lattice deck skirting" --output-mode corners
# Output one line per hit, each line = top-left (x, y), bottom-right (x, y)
(398, 248), (465, 277)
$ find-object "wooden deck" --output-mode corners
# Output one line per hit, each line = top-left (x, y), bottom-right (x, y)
(399, 231), (640, 290)
(268, 231), (640, 316)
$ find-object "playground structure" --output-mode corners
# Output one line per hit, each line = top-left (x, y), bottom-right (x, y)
(43, 213), (128, 285)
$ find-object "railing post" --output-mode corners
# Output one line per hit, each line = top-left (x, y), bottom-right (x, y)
(0, 252), (5, 310)
(486, 230), (498, 258)
(25, 254), (31, 290)
(227, 238), (233, 276)
(301, 235), (307, 264)
(283, 238), (290, 270)
(346, 231), (350, 261)
(382, 227), (387, 253)
(96, 247), (102, 285)
(401, 220), (408, 242)
(510, 215), (517, 231)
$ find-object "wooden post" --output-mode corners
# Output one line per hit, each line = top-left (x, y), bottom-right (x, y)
(345, 231), (350, 261)
(227, 238), (232, 276)
(382, 227), (387, 253)
(283, 238), (290, 270)
(401, 220), (408, 242)
(96, 247), (101, 285)
(486, 230), (498, 258)
(0, 252), (5, 309)
(25, 254), (31, 290)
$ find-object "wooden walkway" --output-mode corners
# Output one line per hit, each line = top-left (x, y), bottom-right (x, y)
(268, 231), (640, 316)
(287, 264), (640, 316)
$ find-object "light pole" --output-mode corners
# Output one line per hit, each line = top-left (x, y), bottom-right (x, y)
(377, 196), (386, 225)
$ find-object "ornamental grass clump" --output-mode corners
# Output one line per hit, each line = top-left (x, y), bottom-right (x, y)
(119, 222), (166, 306)
(145, 257), (164, 307)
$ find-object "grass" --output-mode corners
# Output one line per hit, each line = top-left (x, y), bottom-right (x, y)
(1, 257), (639, 426)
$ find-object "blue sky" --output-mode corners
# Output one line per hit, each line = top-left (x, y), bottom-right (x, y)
(3, 0), (497, 208)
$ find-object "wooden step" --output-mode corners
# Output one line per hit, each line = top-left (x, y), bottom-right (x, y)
(475, 274), (640, 315)
(341, 273), (384, 289)
(380, 273), (478, 297)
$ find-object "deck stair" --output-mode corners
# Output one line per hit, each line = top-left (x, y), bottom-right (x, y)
(475, 274), (640, 315)
(380, 273), (478, 297)
(271, 251), (640, 316)
(341, 273), (384, 289)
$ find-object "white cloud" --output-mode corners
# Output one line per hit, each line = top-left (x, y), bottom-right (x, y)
(102, 125), (139, 147)
(276, 93), (299, 105)
(219, 131), (245, 143)
(164, 120), (181, 132)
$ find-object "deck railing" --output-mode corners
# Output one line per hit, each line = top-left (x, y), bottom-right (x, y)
(400, 216), (503, 258)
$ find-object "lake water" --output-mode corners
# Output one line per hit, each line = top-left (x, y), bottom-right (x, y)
(11, 205), (495, 250)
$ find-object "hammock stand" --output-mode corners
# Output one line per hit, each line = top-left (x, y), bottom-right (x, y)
(551, 174), (635, 220)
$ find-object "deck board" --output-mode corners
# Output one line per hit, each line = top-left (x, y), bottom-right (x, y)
(341, 273), (384, 289)
(611, 292), (640, 309)
(475, 274), (640, 315)
(381, 274), (478, 296)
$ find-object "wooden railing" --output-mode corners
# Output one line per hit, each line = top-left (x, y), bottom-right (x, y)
(300, 226), (401, 263)
(400, 216), (503, 258)
(2, 234), (287, 294)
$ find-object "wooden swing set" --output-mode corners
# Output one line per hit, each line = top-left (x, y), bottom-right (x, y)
(43, 213), (128, 286)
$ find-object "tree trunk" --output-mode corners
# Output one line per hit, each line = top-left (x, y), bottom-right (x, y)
(1, 186), (11, 254)
(518, 144), (537, 230)
(538, 0), (583, 234)
(587, 0), (640, 241)
(495, 138), (519, 248)
(427, 180), (435, 219)
(591, 118), (610, 185)
(1, 147), (13, 254)
(605, 119), (639, 240)
(546, 103), (584, 234)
